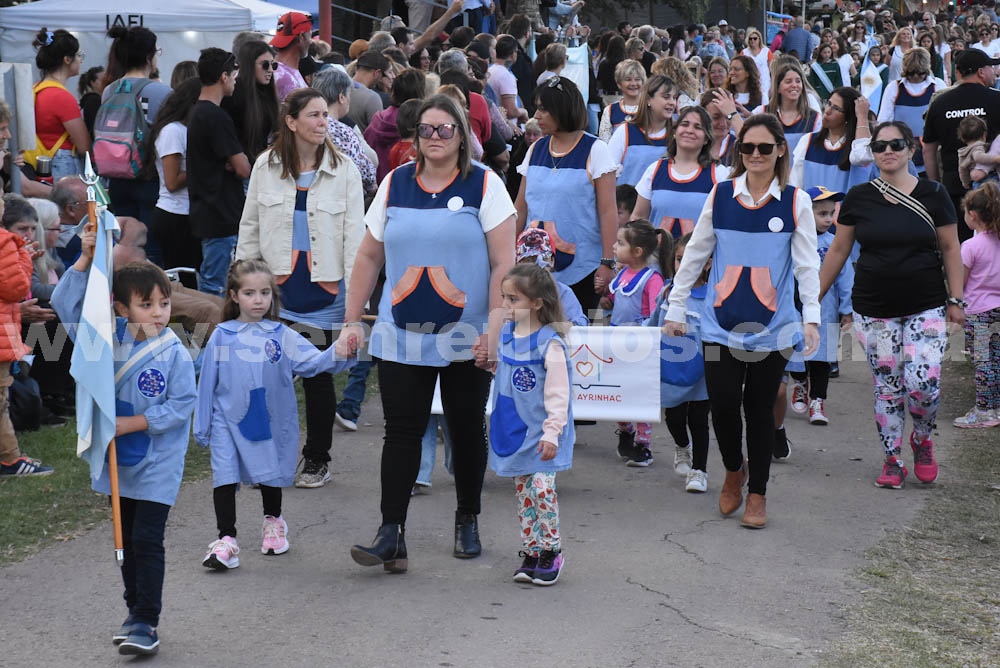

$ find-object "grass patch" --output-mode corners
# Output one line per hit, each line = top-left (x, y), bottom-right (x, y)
(818, 361), (1000, 668)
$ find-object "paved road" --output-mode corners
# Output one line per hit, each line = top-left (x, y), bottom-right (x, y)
(1, 355), (956, 667)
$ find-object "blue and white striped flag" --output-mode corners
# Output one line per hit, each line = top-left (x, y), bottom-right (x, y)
(859, 50), (885, 115)
(70, 209), (119, 480)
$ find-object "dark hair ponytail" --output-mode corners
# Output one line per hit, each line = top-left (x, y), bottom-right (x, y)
(106, 25), (158, 77)
(622, 219), (674, 278)
(33, 27), (79, 75)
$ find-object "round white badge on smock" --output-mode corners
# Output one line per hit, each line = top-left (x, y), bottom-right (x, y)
(447, 196), (464, 211)
(767, 217), (784, 232)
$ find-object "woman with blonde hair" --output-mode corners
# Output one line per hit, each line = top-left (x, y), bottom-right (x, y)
(875, 47), (945, 176)
(741, 28), (774, 97)
(536, 42), (568, 86)
(598, 59), (645, 141)
(888, 26), (914, 80)
(651, 56), (699, 108)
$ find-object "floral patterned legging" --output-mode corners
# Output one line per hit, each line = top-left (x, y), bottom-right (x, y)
(854, 307), (948, 457)
(515, 472), (560, 555)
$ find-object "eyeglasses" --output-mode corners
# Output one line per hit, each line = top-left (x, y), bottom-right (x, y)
(155, 47), (163, 56)
(824, 100), (845, 114)
(738, 142), (779, 155)
(870, 137), (909, 153)
(259, 60), (278, 70)
(416, 122), (458, 139)
(980, 31), (990, 36)
(45, 227), (62, 232)
(76, 52), (85, 61)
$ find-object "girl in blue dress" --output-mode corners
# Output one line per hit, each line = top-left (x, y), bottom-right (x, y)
(195, 259), (356, 569)
(489, 263), (574, 586)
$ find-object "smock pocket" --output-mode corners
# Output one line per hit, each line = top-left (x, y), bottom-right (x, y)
(114, 399), (150, 466)
(660, 335), (704, 387)
(237, 387), (272, 442)
(530, 221), (576, 271)
(658, 217), (695, 240)
(713, 265), (777, 332)
(489, 394), (528, 457)
(391, 266), (466, 333)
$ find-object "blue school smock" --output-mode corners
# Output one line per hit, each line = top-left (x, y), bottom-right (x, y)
(51, 267), (196, 506)
(194, 320), (357, 488)
(796, 229), (854, 363)
(799, 133), (873, 194)
(771, 107), (820, 153)
(890, 81), (936, 169)
(616, 123), (669, 186)
(609, 266), (662, 325)
(369, 163), (492, 366)
(702, 180), (806, 352)
(648, 282), (709, 407)
(557, 280), (589, 326)
(523, 133), (610, 286)
(489, 323), (574, 477)
(646, 159), (722, 239)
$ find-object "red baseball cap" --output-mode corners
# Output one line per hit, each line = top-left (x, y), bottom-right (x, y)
(271, 12), (312, 49)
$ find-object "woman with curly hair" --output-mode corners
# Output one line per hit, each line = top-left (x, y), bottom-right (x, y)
(724, 55), (762, 117)
(652, 56), (700, 108)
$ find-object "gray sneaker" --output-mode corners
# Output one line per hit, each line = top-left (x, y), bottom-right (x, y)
(294, 460), (331, 488)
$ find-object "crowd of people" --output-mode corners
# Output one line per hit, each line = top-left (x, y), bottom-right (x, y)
(2, 0), (1000, 657)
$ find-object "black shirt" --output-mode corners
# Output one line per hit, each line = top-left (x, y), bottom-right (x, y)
(187, 100), (246, 239)
(922, 82), (1000, 195)
(837, 179), (955, 318)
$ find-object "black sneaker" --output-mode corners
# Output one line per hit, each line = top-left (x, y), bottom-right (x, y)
(40, 410), (67, 428)
(829, 362), (840, 378)
(530, 550), (564, 586)
(616, 429), (636, 461)
(294, 459), (331, 488)
(626, 445), (654, 468)
(512, 551), (538, 583)
(773, 427), (791, 460)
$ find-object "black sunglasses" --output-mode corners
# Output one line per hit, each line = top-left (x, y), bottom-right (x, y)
(870, 138), (909, 153)
(738, 141), (780, 155)
(259, 60), (278, 70)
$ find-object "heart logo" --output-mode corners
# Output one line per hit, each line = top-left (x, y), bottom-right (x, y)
(575, 360), (594, 376)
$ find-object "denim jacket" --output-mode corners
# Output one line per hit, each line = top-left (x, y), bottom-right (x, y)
(237, 149), (365, 288)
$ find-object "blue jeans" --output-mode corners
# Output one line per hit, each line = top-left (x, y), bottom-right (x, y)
(417, 414), (453, 486)
(337, 358), (374, 421)
(50, 149), (82, 183)
(119, 497), (170, 627)
(587, 104), (600, 136)
(199, 236), (237, 296)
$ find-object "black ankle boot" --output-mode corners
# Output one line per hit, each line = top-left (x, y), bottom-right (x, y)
(453, 512), (481, 559)
(350, 524), (407, 573)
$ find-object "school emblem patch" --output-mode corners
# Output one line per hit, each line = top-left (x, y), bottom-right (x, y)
(137, 368), (166, 398)
(265, 339), (282, 364)
(512, 366), (537, 392)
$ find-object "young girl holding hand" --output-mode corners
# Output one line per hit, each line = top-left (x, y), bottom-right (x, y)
(195, 260), (356, 569)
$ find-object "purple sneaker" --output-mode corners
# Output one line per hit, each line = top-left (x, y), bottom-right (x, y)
(513, 551), (538, 583)
(530, 550), (563, 586)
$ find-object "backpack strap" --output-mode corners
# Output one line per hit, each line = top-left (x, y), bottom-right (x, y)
(27, 80), (71, 158)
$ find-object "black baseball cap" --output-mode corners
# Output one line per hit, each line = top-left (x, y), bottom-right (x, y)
(955, 48), (1000, 75)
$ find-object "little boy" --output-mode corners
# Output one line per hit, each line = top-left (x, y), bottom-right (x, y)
(615, 184), (637, 227)
(388, 98), (421, 171)
(52, 229), (196, 656)
(788, 186), (853, 426)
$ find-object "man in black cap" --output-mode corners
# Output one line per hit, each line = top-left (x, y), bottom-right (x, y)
(922, 48), (1000, 240)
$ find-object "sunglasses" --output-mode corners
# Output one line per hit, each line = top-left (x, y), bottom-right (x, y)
(416, 122), (457, 139)
(259, 60), (278, 70)
(738, 141), (779, 155)
(870, 138), (908, 153)
(547, 75), (564, 91)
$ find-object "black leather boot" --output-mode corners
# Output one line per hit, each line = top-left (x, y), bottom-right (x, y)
(350, 524), (407, 573)
(453, 512), (481, 559)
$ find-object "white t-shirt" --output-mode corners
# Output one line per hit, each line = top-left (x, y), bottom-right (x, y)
(488, 63), (518, 100)
(154, 121), (189, 215)
(364, 168), (515, 242)
(973, 40), (1000, 59)
(516, 134), (620, 181)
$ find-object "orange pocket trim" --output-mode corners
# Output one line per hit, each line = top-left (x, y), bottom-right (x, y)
(750, 267), (777, 312)
(391, 266), (424, 304)
(427, 266), (467, 308)
(713, 265), (743, 308)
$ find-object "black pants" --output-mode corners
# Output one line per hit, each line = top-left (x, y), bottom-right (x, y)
(663, 400), (711, 471)
(294, 325), (337, 464)
(702, 345), (790, 496)
(790, 361), (831, 400)
(377, 359), (491, 526)
(149, 207), (202, 284)
(570, 269), (601, 321)
(119, 497), (170, 627)
(949, 190), (973, 242)
(213, 483), (282, 539)
(23, 316), (73, 402)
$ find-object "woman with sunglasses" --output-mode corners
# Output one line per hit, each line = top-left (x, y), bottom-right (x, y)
(222, 41), (279, 170)
(663, 113), (821, 529)
(631, 105), (730, 238)
(516, 76), (619, 315)
(741, 28), (774, 98)
(337, 94), (515, 571)
(790, 86), (872, 195)
(607, 75), (677, 186)
(972, 22), (1000, 59)
(818, 121), (964, 490)
(875, 48), (945, 178)
(237, 88), (365, 491)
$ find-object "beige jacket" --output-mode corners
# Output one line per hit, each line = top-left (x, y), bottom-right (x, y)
(237, 149), (364, 291)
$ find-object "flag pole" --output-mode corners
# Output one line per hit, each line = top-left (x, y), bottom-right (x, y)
(82, 154), (124, 567)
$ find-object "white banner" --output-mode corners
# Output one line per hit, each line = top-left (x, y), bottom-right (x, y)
(432, 326), (661, 423)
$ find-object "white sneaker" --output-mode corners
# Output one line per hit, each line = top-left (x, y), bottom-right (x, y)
(685, 469), (708, 493)
(673, 445), (692, 476)
(953, 406), (1000, 429)
(202, 536), (240, 570)
(790, 380), (809, 414)
(334, 411), (358, 432)
(808, 398), (829, 425)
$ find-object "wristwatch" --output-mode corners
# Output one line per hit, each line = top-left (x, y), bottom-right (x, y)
(946, 297), (967, 308)
(599, 258), (616, 269)
(726, 111), (738, 120)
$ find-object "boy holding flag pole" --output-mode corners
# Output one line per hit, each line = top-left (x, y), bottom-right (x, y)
(52, 154), (196, 657)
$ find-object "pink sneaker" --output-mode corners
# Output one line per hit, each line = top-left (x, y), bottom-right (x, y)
(875, 456), (908, 489)
(261, 515), (289, 555)
(202, 536), (240, 570)
(910, 434), (938, 483)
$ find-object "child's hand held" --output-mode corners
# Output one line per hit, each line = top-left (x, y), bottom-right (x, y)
(537, 440), (557, 461)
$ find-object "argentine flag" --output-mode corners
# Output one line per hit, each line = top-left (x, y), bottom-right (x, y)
(70, 209), (120, 480)
(859, 50), (885, 115)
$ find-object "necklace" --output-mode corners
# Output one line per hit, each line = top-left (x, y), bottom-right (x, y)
(548, 135), (575, 173)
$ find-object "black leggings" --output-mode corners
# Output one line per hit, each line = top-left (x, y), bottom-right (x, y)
(295, 325), (337, 464)
(570, 269), (601, 321)
(213, 483), (282, 539)
(790, 361), (831, 400)
(702, 345), (790, 496)
(377, 359), (491, 526)
(663, 400), (711, 471)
